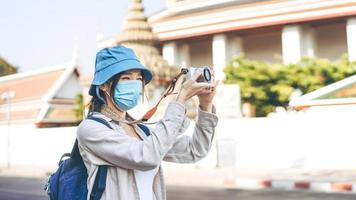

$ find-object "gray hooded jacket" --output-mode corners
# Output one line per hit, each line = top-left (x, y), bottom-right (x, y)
(77, 102), (218, 200)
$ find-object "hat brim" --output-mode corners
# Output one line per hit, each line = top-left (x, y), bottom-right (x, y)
(89, 59), (152, 96)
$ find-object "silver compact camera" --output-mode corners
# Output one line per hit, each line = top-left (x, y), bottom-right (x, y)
(182, 66), (212, 83)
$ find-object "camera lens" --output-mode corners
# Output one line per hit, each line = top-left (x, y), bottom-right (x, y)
(203, 68), (211, 82)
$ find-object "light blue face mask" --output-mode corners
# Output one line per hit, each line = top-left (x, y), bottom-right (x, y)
(113, 80), (142, 111)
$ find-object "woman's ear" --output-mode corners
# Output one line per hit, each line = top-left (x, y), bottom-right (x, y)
(99, 84), (107, 93)
(100, 82), (112, 94)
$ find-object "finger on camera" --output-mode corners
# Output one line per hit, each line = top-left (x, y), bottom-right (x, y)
(198, 89), (212, 96)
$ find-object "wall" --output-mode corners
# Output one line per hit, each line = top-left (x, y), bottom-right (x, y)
(1, 105), (355, 176)
(212, 104), (356, 170)
(0, 124), (77, 174)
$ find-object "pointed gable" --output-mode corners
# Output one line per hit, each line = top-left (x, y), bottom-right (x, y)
(53, 69), (81, 99)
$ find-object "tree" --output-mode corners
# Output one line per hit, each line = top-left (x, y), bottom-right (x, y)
(72, 93), (85, 121)
(0, 57), (17, 76)
(224, 55), (356, 117)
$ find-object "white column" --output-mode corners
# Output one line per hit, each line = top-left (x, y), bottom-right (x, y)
(302, 26), (316, 58)
(347, 17), (356, 62)
(282, 25), (303, 64)
(212, 34), (228, 81)
(180, 44), (190, 68)
(162, 42), (178, 66)
(228, 36), (244, 60)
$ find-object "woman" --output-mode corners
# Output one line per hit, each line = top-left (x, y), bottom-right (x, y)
(77, 45), (218, 200)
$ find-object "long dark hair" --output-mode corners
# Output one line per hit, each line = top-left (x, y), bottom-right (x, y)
(87, 74), (120, 115)
(87, 73), (145, 116)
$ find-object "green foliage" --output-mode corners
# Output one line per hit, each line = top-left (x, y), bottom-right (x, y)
(72, 93), (84, 121)
(224, 55), (356, 117)
(0, 57), (17, 76)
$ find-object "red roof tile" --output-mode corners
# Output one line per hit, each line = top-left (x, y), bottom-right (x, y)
(0, 69), (65, 103)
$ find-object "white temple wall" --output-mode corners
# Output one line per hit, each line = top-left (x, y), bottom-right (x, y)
(1, 108), (356, 175)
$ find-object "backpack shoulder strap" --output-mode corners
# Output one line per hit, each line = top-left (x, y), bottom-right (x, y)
(137, 123), (151, 136)
(87, 116), (113, 129)
(70, 140), (82, 161)
(85, 116), (112, 200)
(90, 165), (108, 200)
(70, 116), (112, 200)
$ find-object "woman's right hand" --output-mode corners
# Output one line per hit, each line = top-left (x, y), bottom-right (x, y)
(176, 71), (212, 104)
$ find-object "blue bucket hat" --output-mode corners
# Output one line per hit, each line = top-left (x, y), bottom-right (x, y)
(89, 45), (153, 96)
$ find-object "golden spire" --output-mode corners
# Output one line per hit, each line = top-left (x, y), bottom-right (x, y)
(117, 0), (178, 86)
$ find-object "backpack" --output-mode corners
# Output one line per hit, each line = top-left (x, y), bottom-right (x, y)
(44, 116), (151, 200)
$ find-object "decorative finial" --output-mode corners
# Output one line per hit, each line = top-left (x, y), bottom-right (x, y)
(71, 42), (79, 66)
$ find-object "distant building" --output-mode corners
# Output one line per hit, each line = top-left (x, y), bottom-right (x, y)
(96, 0), (178, 88)
(96, 0), (247, 118)
(149, 0), (356, 80)
(289, 74), (356, 111)
(95, 0), (356, 118)
(95, 0), (191, 119)
(0, 61), (82, 127)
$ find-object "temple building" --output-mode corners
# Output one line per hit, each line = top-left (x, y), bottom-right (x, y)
(0, 61), (82, 127)
(148, 0), (356, 81)
(96, 0), (356, 117)
(96, 0), (178, 88)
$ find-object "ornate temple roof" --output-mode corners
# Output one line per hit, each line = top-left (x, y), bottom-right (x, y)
(117, 0), (178, 85)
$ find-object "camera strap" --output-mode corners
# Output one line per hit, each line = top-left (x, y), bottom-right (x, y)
(108, 69), (188, 125)
(140, 69), (188, 122)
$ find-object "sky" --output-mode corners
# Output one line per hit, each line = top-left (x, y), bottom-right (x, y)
(0, 0), (166, 75)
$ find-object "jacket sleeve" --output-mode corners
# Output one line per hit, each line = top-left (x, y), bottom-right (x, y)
(77, 102), (188, 171)
(163, 105), (218, 163)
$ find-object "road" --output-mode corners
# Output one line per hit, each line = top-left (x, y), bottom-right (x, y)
(1, 177), (356, 200)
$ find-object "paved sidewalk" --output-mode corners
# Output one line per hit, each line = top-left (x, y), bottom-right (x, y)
(163, 166), (356, 194)
(0, 166), (53, 179)
(2, 165), (356, 194)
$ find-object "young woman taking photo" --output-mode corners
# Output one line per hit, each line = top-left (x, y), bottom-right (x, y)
(77, 45), (219, 200)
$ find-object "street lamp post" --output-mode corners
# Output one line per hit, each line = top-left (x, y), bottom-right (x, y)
(1, 90), (15, 169)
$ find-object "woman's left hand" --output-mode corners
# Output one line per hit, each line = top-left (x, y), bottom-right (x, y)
(197, 80), (219, 112)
